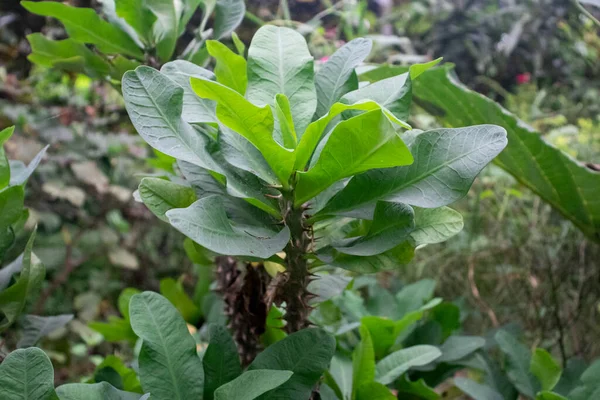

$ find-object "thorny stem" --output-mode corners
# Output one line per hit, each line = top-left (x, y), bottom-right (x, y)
(278, 184), (314, 333)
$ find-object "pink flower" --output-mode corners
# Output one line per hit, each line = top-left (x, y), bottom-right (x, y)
(319, 56), (329, 63)
(516, 72), (531, 85)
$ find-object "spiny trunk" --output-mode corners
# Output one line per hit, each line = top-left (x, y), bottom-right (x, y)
(215, 256), (270, 366)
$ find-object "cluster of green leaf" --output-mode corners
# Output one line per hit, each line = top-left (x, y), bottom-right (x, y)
(22, 0), (246, 82)
(0, 290), (336, 400)
(314, 277), (600, 400)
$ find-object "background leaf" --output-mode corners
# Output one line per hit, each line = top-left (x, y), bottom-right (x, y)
(0, 347), (55, 400)
(17, 314), (74, 348)
(129, 291), (204, 400)
(203, 324), (243, 400)
(249, 328), (336, 399)
(454, 377), (503, 400)
(531, 348), (562, 391)
(495, 330), (540, 398)
(56, 382), (145, 400)
(375, 345), (442, 385)
(214, 370), (293, 400)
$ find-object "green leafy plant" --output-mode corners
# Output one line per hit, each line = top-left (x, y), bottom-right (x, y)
(123, 25), (506, 346)
(0, 290), (335, 400)
(22, 0), (246, 82)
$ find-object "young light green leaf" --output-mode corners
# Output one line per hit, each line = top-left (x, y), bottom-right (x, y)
(375, 345), (442, 385)
(26, 33), (112, 78)
(144, 0), (186, 62)
(159, 278), (201, 323)
(343, 72), (412, 121)
(0, 232), (44, 331)
(275, 94), (298, 149)
(319, 125), (507, 216)
(21, 1), (143, 59)
(17, 314), (74, 348)
(314, 38), (372, 118)
(531, 348), (562, 392)
(334, 202), (415, 256)
(138, 177), (196, 222)
(294, 100), (410, 173)
(353, 324), (376, 396)
(246, 25), (317, 135)
(166, 195), (290, 258)
(249, 328), (336, 399)
(295, 110), (413, 205)
(56, 382), (145, 400)
(411, 207), (464, 245)
(123, 66), (220, 171)
(190, 77), (294, 185)
(203, 324), (243, 400)
(118, 288), (141, 321)
(232, 32), (245, 55)
(0, 185), (25, 231)
(454, 377), (503, 400)
(356, 382), (396, 400)
(536, 391), (569, 400)
(0, 347), (55, 400)
(412, 65), (600, 242)
(129, 291), (204, 400)
(0, 126), (14, 189)
(207, 40), (247, 94)
(214, 370), (293, 400)
(160, 60), (218, 124)
(438, 336), (486, 363)
(88, 316), (137, 343)
(317, 241), (415, 273)
(495, 330), (540, 398)
(212, 0), (246, 39)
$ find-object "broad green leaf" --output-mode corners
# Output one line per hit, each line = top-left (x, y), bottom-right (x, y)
(159, 278), (201, 323)
(355, 382), (395, 400)
(190, 77), (294, 186)
(317, 241), (415, 273)
(411, 207), (463, 245)
(94, 355), (142, 393)
(334, 202), (415, 256)
(0, 232), (44, 331)
(0, 185), (25, 230)
(113, 0), (155, 43)
(246, 25), (317, 135)
(343, 72), (412, 121)
(214, 370), (293, 400)
(531, 348), (562, 391)
(536, 392), (569, 400)
(412, 65), (600, 242)
(56, 382), (144, 400)
(144, 0), (186, 62)
(129, 291), (204, 400)
(139, 177), (196, 221)
(261, 305), (287, 346)
(0, 348), (55, 400)
(207, 40), (247, 94)
(9, 145), (48, 187)
(21, 1), (143, 59)
(118, 288), (140, 321)
(166, 195), (290, 258)
(396, 376), (440, 400)
(160, 60), (218, 124)
(319, 125), (507, 216)
(123, 66), (220, 171)
(438, 335), (486, 363)
(212, 0), (246, 39)
(294, 100), (410, 173)
(249, 328), (336, 399)
(26, 33), (111, 78)
(203, 324), (243, 400)
(375, 345), (442, 385)
(17, 314), (74, 348)
(454, 377), (503, 400)
(88, 316), (137, 343)
(314, 38), (372, 118)
(295, 110), (413, 205)
(396, 279), (436, 317)
(352, 324), (376, 397)
(0, 126), (14, 190)
(275, 94), (297, 149)
(495, 330), (540, 398)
